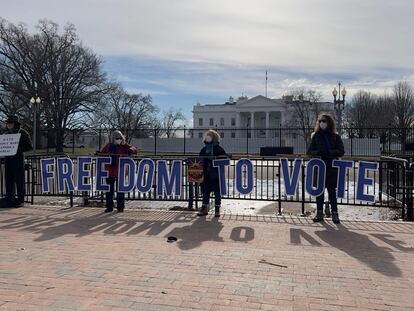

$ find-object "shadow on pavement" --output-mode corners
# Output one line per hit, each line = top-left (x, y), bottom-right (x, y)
(310, 222), (402, 277)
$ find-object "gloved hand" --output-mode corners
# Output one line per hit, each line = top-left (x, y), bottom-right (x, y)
(127, 149), (133, 156)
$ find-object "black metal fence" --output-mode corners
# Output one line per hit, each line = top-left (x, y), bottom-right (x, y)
(33, 126), (414, 157)
(6, 155), (414, 221)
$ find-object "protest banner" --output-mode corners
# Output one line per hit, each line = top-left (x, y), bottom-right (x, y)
(40, 157), (379, 203)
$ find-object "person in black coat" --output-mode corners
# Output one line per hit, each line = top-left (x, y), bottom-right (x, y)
(197, 129), (227, 217)
(0, 116), (33, 208)
(307, 113), (344, 224)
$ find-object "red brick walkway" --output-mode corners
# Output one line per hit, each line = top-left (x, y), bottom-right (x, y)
(0, 206), (413, 311)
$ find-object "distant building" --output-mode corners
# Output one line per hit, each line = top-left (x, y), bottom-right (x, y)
(192, 95), (333, 139)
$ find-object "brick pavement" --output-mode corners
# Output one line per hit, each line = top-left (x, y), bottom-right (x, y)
(0, 206), (413, 311)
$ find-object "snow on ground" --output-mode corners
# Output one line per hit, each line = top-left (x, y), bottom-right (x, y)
(33, 195), (401, 221)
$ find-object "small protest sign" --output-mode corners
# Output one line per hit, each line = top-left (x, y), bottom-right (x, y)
(0, 134), (21, 157)
(186, 157), (204, 183)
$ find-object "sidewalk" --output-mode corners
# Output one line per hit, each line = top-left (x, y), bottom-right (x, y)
(0, 206), (413, 311)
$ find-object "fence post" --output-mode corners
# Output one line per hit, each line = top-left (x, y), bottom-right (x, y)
(47, 129), (50, 154)
(31, 157), (35, 205)
(183, 126), (186, 155)
(72, 130), (75, 154)
(406, 165), (414, 221)
(301, 162), (306, 216)
(188, 182), (193, 209)
(154, 128), (157, 155)
(246, 127), (249, 154)
(98, 129), (102, 150)
(388, 127), (391, 153)
(350, 134), (353, 157)
(277, 161), (282, 215)
(279, 124), (282, 147)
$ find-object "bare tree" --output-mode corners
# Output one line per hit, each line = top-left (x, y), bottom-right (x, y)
(0, 18), (107, 151)
(392, 81), (414, 151)
(284, 88), (326, 147)
(95, 83), (158, 141)
(374, 93), (394, 145)
(346, 90), (377, 137)
(157, 108), (186, 138)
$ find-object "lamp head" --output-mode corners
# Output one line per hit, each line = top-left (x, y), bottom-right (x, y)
(30, 97), (35, 104)
(341, 87), (347, 97)
(332, 87), (338, 97)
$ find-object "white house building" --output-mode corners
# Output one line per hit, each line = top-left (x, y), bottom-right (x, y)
(192, 95), (334, 139)
(132, 95), (380, 156)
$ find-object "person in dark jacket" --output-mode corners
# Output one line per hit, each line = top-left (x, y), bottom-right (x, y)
(198, 129), (227, 217)
(307, 113), (344, 224)
(100, 130), (137, 213)
(0, 115), (33, 208)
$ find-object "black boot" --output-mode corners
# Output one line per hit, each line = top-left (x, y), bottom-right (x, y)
(324, 204), (331, 218)
(214, 205), (220, 217)
(104, 207), (113, 213)
(332, 212), (340, 224)
(197, 204), (209, 216)
(312, 210), (324, 222)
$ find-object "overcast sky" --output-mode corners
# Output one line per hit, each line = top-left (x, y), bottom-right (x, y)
(1, 0), (414, 117)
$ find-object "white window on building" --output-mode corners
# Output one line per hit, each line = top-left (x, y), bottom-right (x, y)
(198, 132), (203, 138)
(220, 118), (225, 126)
(199, 118), (203, 126)
(231, 118), (236, 126)
(209, 118), (214, 126)
(231, 132), (236, 138)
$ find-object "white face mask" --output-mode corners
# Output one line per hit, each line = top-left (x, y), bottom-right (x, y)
(319, 121), (328, 130)
(204, 136), (213, 143)
(114, 138), (122, 145)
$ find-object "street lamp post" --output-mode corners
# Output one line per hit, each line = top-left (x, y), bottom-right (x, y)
(332, 82), (347, 134)
(30, 94), (41, 153)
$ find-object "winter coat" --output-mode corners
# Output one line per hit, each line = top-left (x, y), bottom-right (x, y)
(100, 142), (138, 178)
(307, 130), (345, 188)
(4, 125), (33, 160)
(199, 143), (227, 185)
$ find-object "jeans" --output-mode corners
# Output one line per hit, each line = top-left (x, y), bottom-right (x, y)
(105, 178), (125, 210)
(316, 187), (337, 213)
(201, 182), (221, 206)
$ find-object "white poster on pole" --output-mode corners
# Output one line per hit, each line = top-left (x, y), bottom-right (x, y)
(0, 134), (21, 157)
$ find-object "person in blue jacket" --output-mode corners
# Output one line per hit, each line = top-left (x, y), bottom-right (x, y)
(198, 129), (227, 217)
(307, 113), (344, 224)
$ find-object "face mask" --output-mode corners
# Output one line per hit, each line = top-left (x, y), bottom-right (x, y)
(114, 138), (122, 145)
(319, 121), (328, 130)
(204, 136), (213, 144)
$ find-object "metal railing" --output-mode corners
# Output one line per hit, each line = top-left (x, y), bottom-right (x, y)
(7, 155), (413, 221)
(30, 126), (414, 158)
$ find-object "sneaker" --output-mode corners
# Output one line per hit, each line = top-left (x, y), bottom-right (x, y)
(332, 212), (340, 224)
(312, 211), (324, 222)
(104, 207), (113, 213)
(197, 204), (209, 216)
(214, 205), (220, 217)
